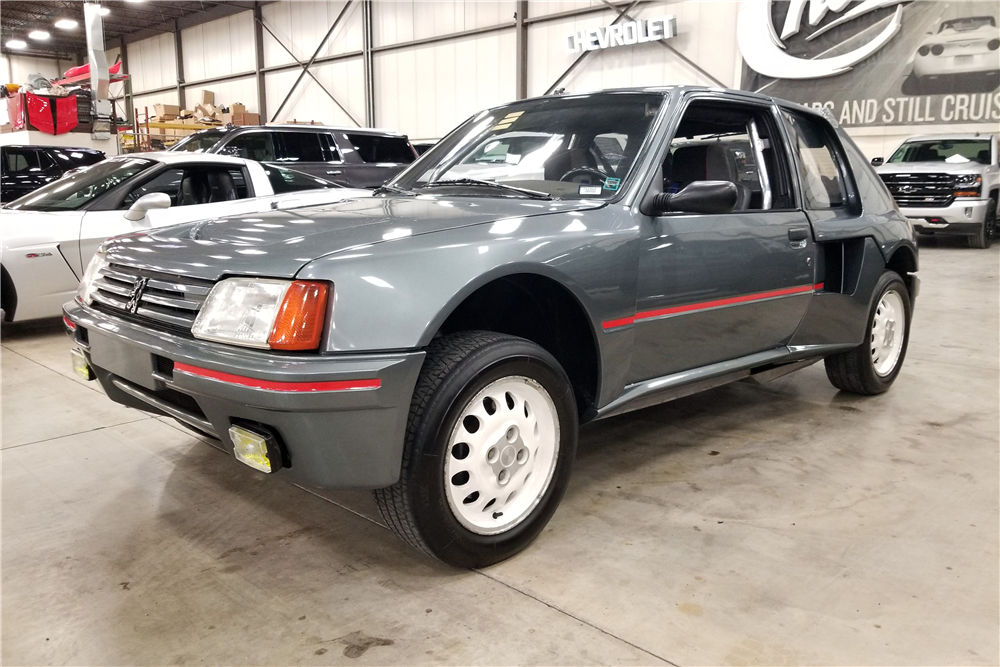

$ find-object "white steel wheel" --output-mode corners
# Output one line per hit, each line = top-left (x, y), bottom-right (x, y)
(444, 376), (559, 535)
(870, 289), (905, 377)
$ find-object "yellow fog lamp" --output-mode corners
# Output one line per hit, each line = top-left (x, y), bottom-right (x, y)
(228, 425), (283, 473)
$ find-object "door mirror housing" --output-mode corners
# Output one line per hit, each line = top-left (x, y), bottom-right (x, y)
(871, 157), (884, 167)
(124, 192), (171, 221)
(650, 181), (738, 215)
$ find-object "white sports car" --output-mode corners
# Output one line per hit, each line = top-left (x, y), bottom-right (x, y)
(904, 16), (1000, 94)
(1, 152), (369, 322)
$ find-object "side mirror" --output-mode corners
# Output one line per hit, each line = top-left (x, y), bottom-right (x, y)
(871, 157), (884, 167)
(651, 181), (737, 215)
(124, 192), (171, 221)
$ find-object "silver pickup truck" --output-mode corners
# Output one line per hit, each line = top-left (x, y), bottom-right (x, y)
(874, 134), (999, 248)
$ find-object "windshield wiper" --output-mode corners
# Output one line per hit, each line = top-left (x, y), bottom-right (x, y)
(419, 178), (552, 200)
(373, 183), (415, 196)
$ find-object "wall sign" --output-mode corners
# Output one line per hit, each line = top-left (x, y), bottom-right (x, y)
(739, 0), (1000, 127)
(566, 16), (677, 53)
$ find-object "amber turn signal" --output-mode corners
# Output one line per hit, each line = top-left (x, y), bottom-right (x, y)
(268, 281), (330, 350)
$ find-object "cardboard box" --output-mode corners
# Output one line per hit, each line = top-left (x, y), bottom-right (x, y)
(232, 112), (260, 126)
(230, 103), (246, 114)
(154, 103), (180, 118)
(199, 89), (214, 105)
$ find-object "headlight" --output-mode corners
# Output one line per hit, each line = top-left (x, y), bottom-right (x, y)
(77, 251), (108, 305)
(954, 174), (982, 197)
(191, 278), (330, 351)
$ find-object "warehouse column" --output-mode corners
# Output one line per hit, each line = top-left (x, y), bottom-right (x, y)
(253, 2), (267, 119)
(515, 0), (528, 100)
(362, 0), (375, 127)
(174, 19), (186, 110)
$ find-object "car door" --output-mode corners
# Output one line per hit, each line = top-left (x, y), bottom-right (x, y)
(78, 163), (261, 270)
(272, 130), (349, 185)
(626, 96), (817, 383)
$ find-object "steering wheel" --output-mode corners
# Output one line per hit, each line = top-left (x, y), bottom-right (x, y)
(559, 167), (607, 184)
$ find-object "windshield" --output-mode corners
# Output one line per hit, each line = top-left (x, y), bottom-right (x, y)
(391, 92), (664, 199)
(5, 158), (154, 211)
(171, 130), (227, 152)
(889, 140), (991, 165)
(939, 17), (994, 32)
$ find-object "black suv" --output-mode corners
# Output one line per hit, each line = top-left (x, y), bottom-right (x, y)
(170, 125), (418, 188)
(1, 145), (105, 202)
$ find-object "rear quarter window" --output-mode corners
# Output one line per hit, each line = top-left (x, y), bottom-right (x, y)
(345, 134), (415, 164)
(783, 111), (846, 209)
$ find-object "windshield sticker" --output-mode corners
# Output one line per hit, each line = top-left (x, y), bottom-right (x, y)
(603, 178), (621, 191)
(493, 111), (524, 131)
(504, 153), (522, 165)
(579, 185), (603, 196)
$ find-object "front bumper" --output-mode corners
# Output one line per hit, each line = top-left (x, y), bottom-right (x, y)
(63, 299), (425, 489)
(902, 198), (990, 234)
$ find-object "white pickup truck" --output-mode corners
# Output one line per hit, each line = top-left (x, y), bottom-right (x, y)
(874, 134), (999, 248)
(1, 152), (369, 322)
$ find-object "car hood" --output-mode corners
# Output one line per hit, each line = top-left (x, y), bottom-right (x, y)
(876, 161), (986, 175)
(101, 195), (602, 281)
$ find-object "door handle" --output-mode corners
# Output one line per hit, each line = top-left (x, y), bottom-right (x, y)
(788, 228), (809, 242)
(326, 170), (342, 175)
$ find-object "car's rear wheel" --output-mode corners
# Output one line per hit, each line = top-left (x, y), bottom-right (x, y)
(969, 196), (997, 249)
(373, 331), (577, 568)
(825, 271), (911, 395)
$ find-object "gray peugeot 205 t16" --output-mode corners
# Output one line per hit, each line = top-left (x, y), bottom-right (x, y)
(65, 87), (919, 567)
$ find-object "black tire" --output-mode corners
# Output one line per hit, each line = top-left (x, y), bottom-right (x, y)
(373, 331), (578, 568)
(825, 271), (911, 395)
(969, 196), (997, 249)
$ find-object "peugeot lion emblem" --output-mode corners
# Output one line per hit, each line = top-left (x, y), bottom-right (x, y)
(126, 277), (149, 314)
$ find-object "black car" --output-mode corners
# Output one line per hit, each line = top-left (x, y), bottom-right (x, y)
(169, 125), (418, 188)
(1, 145), (105, 202)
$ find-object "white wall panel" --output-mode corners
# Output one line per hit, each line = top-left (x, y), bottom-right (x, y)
(375, 30), (515, 140)
(127, 33), (177, 94)
(373, 1), (514, 46)
(264, 57), (365, 126)
(261, 2), (361, 68)
(185, 76), (258, 113)
(182, 11), (255, 82)
(527, 1), (740, 97)
(5, 56), (75, 84)
(527, 1), (601, 18)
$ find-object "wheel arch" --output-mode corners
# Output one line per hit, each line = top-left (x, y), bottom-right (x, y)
(1, 264), (17, 322)
(429, 268), (601, 416)
(885, 243), (918, 306)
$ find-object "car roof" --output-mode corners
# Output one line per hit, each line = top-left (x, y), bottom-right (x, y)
(111, 151), (248, 166)
(3, 145), (104, 152)
(185, 124), (407, 137)
(900, 135), (997, 142)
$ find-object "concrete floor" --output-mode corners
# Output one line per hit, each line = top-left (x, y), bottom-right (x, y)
(2, 237), (997, 666)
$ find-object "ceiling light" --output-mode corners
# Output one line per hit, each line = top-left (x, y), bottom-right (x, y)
(99, 7), (110, 15)
(55, 19), (79, 30)
(28, 30), (51, 40)
(5, 39), (27, 49)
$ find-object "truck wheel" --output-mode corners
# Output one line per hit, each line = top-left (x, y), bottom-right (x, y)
(373, 331), (577, 568)
(969, 196), (997, 249)
(824, 271), (911, 395)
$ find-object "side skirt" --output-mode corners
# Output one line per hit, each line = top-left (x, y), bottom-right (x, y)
(590, 344), (853, 421)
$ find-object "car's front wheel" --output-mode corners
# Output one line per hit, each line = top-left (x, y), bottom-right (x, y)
(373, 331), (577, 568)
(824, 271), (911, 395)
(969, 196), (997, 249)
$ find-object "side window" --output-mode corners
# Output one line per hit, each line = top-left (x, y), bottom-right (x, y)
(224, 133), (276, 162)
(345, 134), (416, 164)
(122, 166), (249, 207)
(36, 150), (58, 170)
(122, 168), (184, 206)
(279, 132), (325, 162)
(782, 111), (845, 209)
(662, 101), (792, 211)
(5, 149), (36, 173)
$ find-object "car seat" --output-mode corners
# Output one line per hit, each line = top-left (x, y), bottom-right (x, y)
(669, 144), (751, 211)
(178, 173), (210, 205)
(977, 149), (990, 164)
(544, 144), (598, 181)
(206, 170), (237, 202)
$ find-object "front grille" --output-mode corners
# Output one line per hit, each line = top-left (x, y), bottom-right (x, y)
(91, 263), (214, 333)
(879, 172), (955, 208)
